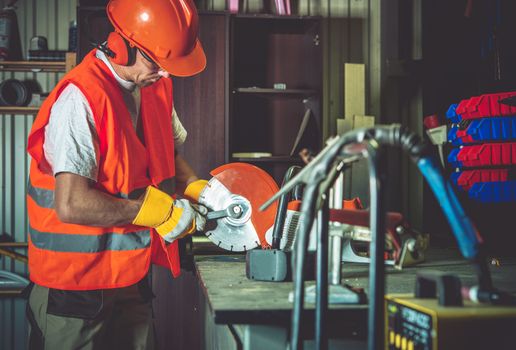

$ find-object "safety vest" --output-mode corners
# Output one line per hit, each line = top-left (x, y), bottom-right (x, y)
(26, 49), (180, 290)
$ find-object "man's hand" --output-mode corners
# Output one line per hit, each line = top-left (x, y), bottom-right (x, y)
(184, 179), (209, 202)
(133, 186), (208, 242)
(155, 199), (207, 241)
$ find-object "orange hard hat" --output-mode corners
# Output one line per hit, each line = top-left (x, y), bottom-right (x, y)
(106, 0), (206, 77)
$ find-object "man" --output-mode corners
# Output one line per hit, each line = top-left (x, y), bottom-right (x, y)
(25, 0), (209, 348)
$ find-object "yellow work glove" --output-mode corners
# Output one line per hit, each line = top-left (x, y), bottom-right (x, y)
(184, 179), (209, 202)
(133, 186), (207, 242)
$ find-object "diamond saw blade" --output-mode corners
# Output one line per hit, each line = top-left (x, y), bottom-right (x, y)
(198, 163), (279, 251)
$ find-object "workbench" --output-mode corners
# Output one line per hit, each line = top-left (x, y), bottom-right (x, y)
(194, 248), (516, 349)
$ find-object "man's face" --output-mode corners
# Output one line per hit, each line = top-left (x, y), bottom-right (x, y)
(130, 50), (170, 87)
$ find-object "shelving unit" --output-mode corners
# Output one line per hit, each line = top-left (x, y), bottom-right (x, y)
(229, 15), (322, 182)
(234, 87), (318, 96)
(0, 242), (28, 297)
(171, 12), (324, 184)
(0, 53), (75, 115)
(232, 156), (304, 163)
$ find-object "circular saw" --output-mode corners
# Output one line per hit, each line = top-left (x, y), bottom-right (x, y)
(197, 163), (279, 251)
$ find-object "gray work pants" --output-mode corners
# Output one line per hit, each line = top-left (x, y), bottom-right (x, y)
(27, 280), (156, 350)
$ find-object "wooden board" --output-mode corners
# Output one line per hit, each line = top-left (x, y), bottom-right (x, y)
(344, 63), (365, 120)
(0, 60), (66, 72)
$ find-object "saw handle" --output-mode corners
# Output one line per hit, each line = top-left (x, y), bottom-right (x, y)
(206, 204), (243, 221)
(272, 166), (302, 249)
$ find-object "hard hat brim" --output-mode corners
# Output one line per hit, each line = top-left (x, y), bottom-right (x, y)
(157, 39), (207, 77)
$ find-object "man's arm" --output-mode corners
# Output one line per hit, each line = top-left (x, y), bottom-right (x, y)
(54, 172), (142, 227)
(174, 153), (199, 194)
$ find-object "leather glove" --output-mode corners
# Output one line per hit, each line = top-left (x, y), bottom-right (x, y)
(184, 179), (209, 203)
(133, 186), (208, 242)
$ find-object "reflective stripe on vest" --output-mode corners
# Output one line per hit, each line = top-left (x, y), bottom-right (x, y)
(27, 177), (176, 209)
(29, 227), (151, 252)
(28, 182), (54, 208)
(27, 178), (175, 252)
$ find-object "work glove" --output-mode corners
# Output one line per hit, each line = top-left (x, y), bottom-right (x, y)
(133, 186), (208, 242)
(183, 179), (209, 203)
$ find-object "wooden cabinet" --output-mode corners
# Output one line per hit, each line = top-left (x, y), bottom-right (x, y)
(177, 13), (323, 183)
(229, 15), (322, 183)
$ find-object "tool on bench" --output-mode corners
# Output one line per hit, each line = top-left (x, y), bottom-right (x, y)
(195, 162), (279, 251)
(245, 166), (302, 282)
(264, 197), (428, 269)
(329, 209), (429, 269)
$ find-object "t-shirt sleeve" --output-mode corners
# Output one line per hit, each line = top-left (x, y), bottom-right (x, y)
(43, 83), (100, 181)
(172, 107), (187, 146)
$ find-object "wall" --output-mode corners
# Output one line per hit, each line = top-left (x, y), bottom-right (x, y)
(0, 1), (76, 349)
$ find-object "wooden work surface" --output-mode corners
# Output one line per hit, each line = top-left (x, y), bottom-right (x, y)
(194, 248), (516, 326)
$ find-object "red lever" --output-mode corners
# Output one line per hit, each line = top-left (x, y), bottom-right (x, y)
(424, 114), (441, 129)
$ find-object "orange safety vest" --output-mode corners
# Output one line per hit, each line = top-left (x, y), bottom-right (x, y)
(26, 50), (180, 290)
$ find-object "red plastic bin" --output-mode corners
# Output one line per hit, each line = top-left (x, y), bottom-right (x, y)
(456, 169), (509, 191)
(455, 143), (516, 167)
(455, 91), (516, 119)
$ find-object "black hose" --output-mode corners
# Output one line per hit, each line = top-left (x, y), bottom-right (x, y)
(290, 154), (352, 349)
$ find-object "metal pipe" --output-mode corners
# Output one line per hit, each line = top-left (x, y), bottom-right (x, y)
(366, 141), (386, 350)
(315, 198), (329, 350)
(329, 172), (344, 285)
(329, 234), (342, 285)
(272, 166), (301, 249)
(291, 182), (320, 350)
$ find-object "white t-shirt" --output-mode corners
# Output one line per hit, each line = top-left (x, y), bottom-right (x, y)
(43, 50), (187, 181)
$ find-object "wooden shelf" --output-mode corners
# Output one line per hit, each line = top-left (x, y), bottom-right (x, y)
(0, 60), (66, 72)
(0, 288), (25, 298)
(0, 106), (39, 115)
(232, 156), (303, 163)
(229, 16), (322, 184)
(234, 87), (317, 97)
(234, 14), (321, 20)
(0, 242), (28, 248)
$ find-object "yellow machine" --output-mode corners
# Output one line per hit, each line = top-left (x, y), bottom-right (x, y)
(385, 271), (516, 350)
(386, 294), (516, 350)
